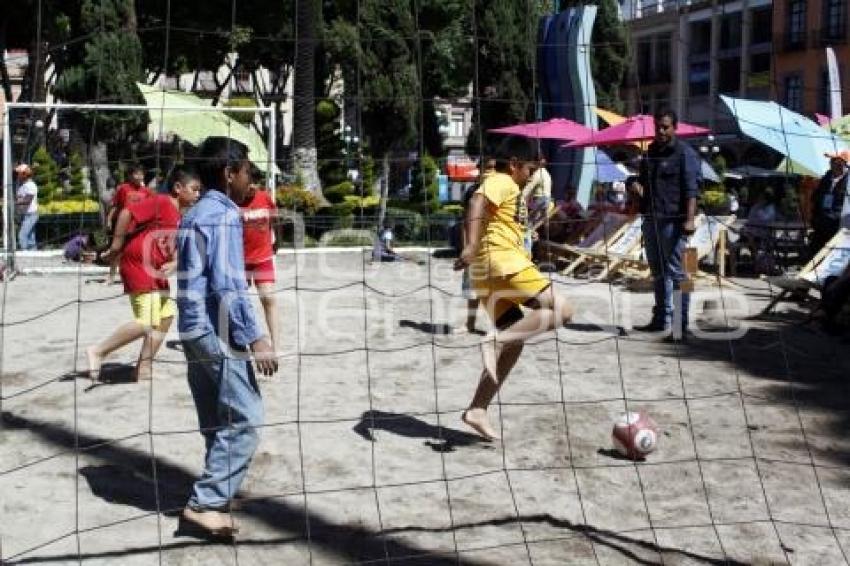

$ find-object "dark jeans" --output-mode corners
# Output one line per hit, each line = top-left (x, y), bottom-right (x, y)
(643, 218), (690, 332)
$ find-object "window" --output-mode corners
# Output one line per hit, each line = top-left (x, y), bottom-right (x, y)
(637, 40), (652, 83)
(823, 0), (847, 41)
(784, 74), (803, 111)
(819, 69), (830, 114)
(448, 112), (465, 138)
(655, 35), (672, 82)
(720, 13), (742, 49)
(787, 0), (807, 45)
(718, 57), (741, 94)
(688, 62), (710, 96)
(689, 21), (711, 55)
(750, 8), (773, 45)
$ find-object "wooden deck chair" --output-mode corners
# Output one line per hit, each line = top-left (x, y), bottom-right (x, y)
(760, 228), (850, 314)
(580, 215), (646, 280)
(537, 212), (631, 276)
(688, 214), (735, 279)
(590, 214), (734, 282)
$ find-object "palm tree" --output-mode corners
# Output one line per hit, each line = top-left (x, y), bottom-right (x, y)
(292, 0), (323, 200)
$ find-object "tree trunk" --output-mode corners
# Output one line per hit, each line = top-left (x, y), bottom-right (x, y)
(90, 142), (111, 224)
(376, 153), (390, 230)
(293, 0), (322, 198)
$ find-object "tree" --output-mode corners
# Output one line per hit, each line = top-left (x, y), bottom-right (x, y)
(315, 99), (347, 189)
(559, 0), (629, 113)
(409, 153), (439, 213)
(67, 151), (89, 197)
(293, 0), (323, 198)
(53, 0), (148, 199)
(31, 146), (60, 204)
(465, 1), (543, 157)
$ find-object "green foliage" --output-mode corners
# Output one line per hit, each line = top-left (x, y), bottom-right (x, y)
(384, 207), (424, 241)
(359, 153), (377, 197)
(440, 204), (464, 216)
(315, 99), (347, 188)
(31, 147), (60, 203)
(324, 181), (356, 204)
(224, 97), (259, 125)
(53, 0), (148, 143)
(710, 154), (728, 176)
(701, 189), (729, 209)
(344, 194), (381, 214)
(67, 152), (88, 197)
(276, 184), (322, 216)
(466, 1), (545, 155)
(40, 199), (100, 215)
(409, 154), (440, 213)
(322, 230), (374, 247)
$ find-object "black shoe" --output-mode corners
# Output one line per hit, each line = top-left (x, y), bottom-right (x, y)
(633, 321), (668, 332)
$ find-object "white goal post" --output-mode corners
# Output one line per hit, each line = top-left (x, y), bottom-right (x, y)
(2, 101), (277, 263)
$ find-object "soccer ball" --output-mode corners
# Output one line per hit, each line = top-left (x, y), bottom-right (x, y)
(612, 411), (658, 460)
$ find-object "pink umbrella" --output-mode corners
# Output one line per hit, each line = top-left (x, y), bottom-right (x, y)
(815, 113), (831, 127)
(489, 118), (593, 141)
(565, 114), (709, 148)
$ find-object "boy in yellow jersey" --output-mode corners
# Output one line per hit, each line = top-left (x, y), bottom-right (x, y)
(454, 136), (575, 440)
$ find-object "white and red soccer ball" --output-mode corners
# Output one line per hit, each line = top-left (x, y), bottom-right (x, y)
(612, 411), (658, 460)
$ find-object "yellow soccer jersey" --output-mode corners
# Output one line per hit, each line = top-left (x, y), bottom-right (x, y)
(472, 172), (534, 277)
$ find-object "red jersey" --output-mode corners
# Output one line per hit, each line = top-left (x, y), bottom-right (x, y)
(113, 182), (152, 210)
(120, 195), (181, 293)
(240, 189), (276, 264)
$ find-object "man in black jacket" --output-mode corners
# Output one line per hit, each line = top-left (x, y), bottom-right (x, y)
(809, 151), (850, 258)
(628, 109), (700, 341)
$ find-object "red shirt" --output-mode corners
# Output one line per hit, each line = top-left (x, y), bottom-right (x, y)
(240, 189), (276, 264)
(120, 195), (181, 293)
(113, 182), (152, 210)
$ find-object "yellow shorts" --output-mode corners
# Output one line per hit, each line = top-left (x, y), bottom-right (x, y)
(472, 265), (550, 326)
(129, 292), (176, 327)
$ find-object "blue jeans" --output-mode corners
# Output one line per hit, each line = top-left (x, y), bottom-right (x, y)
(182, 331), (263, 510)
(642, 219), (690, 332)
(18, 213), (38, 250)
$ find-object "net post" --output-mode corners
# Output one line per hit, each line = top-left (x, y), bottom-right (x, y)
(2, 106), (12, 272)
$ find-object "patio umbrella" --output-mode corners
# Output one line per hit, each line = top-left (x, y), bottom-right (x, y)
(592, 107), (648, 150)
(136, 83), (278, 174)
(720, 95), (849, 178)
(565, 114), (710, 148)
(488, 118), (593, 141)
(591, 150), (633, 183)
(828, 113), (850, 141)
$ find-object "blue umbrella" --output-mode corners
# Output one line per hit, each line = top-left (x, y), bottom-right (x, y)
(720, 95), (849, 177)
(591, 150), (632, 183)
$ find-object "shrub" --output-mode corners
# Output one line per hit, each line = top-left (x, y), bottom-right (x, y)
(67, 151), (89, 197)
(385, 207), (424, 241)
(31, 146), (60, 203)
(223, 96), (258, 125)
(276, 184), (321, 216)
(39, 198), (100, 215)
(324, 181), (356, 203)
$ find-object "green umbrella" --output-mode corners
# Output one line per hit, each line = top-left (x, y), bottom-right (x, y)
(136, 83), (278, 175)
(828, 114), (850, 142)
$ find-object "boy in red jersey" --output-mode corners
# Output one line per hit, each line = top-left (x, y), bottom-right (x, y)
(87, 167), (201, 381)
(240, 178), (279, 354)
(105, 165), (153, 284)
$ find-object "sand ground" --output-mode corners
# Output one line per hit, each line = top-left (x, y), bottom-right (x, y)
(2, 250), (850, 565)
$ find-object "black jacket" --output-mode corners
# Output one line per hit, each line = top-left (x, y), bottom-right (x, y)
(636, 139), (700, 220)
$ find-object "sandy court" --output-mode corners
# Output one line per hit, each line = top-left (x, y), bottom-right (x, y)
(2, 250), (850, 565)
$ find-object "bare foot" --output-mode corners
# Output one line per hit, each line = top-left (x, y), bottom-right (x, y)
(86, 345), (102, 381)
(462, 408), (500, 441)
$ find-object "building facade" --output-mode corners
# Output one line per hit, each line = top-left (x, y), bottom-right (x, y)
(772, 0), (849, 117)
